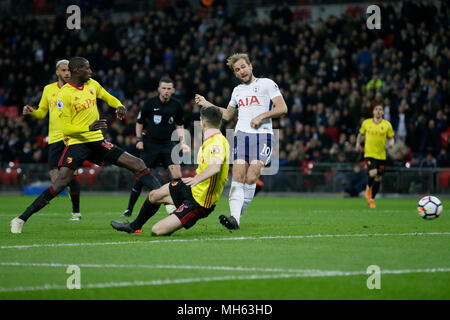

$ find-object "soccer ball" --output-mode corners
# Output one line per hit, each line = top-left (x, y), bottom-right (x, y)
(417, 196), (443, 220)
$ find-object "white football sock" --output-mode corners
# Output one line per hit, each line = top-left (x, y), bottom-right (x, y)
(241, 183), (256, 215)
(229, 181), (245, 225)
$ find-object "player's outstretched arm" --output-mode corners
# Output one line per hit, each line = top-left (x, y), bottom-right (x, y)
(25, 86), (50, 119)
(194, 94), (236, 121)
(95, 81), (126, 119)
(194, 94), (215, 108)
(24, 100), (49, 119)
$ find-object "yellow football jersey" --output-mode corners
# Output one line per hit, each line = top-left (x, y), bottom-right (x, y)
(359, 118), (395, 160)
(32, 82), (64, 144)
(57, 78), (122, 145)
(192, 132), (230, 208)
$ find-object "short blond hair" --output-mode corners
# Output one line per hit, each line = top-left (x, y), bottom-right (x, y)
(56, 59), (69, 69)
(226, 53), (251, 71)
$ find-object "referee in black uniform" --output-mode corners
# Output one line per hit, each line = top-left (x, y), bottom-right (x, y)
(121, 77), (190, 217)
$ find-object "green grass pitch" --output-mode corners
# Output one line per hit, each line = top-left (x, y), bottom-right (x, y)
(0, 195), (449, 300)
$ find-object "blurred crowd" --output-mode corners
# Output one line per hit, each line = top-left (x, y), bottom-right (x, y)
(0, 0), (449, 169)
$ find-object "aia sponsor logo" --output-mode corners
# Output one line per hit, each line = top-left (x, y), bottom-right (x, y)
(238, 96), (260, 108)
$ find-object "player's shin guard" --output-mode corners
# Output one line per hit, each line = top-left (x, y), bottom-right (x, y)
(229, 181), (245, 225)
(130, 198), (160, 230)
(69, 177), (80, 213)
(136, 168), (161, 191)
(19, 186), (59, 221)
(241, 183), (256, 215)
(127, 179), (143, 212)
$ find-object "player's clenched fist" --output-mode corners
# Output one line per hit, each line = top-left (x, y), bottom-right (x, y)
(23, 105), (34, 115)
(116, 106), (127, 120)
(195, 94), (208, 107)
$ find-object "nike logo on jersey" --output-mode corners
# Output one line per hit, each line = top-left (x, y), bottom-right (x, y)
(154, 108), (160, 111)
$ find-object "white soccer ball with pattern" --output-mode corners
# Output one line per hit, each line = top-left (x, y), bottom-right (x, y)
(417, 196), (443, 220)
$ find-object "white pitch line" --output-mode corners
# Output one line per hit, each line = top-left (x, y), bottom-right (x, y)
(0, 212), (126, 217)
(0, 268), (449, 293)
(2, 232), (450, 250)
(0, 262), (329, 274)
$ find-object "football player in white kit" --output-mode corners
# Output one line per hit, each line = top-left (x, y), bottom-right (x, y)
(195, 53), (288, 229)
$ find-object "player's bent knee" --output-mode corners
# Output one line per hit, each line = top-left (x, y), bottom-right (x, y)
(245, 175), (258, 185)
(52, 168), (74, 192)
(148, 190), (159, 203)
(53, 177), (71, 193)
(117, 152), (146, 172)
(130, 157), (146, 172)
(137, 158), (146, 170)
(232, 168), (246, 183)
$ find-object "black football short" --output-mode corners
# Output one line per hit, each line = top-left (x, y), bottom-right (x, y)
(168, 179), (215, 229)
(58, 139), (124, 169)
(48, 140), (66, 170)
(142, 140), (180, 169)
(365, 157), (386, 175)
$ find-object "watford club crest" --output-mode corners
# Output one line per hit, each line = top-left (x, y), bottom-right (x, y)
(171, 181), (179, 187)
(67, 157), (73, 164)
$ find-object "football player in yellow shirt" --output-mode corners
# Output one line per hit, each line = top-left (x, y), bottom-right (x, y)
(10, 57), (160, 234)
(110, 106), (230, 236)
(356, 104), (395, 208)
(23, 59), (82, 221)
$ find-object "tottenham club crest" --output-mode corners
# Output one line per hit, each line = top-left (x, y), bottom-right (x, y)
(154, 115), (162, 124)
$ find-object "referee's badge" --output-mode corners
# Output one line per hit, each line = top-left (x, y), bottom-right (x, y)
(153, 115), (162, 124)
(169, 116), (174, 124)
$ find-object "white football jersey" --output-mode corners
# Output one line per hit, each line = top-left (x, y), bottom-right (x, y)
(228, 78), (282, 134)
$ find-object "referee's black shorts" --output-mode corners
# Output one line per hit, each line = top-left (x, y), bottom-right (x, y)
(142, 140), (180, 169)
